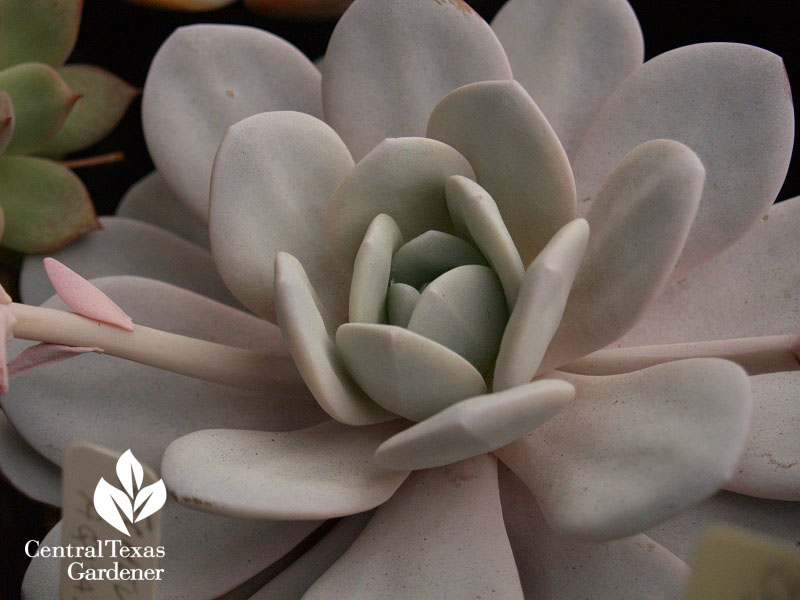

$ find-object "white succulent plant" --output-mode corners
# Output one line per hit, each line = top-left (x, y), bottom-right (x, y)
(1, 0), (798, 598)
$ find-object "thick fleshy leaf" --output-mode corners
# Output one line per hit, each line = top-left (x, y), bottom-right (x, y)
(726, 372), (800, 501)
(336, 323), (486, 421)
(116, 171), (210, 249)
(349, 214), (403, 324)
(428, 80), (576, 264)
(495, 359), (752, 540)
(407, 264), (507, 375)
(142, 24), (323, 221)
(499, 466), (689, 599)
(618, 197), (800, 500)
(304, 455), (524, 599)
(390, 229), (487, 289)
(0, 410), (60, 506)
(620, 196), (800, 346)
(322, 0), (512, 160)
(162, 421), (410, 519)
(0, 91), (14, 154)
(573, 43), (794, 277)
(2, 276), (326, 470)
(0, 156), (98, 253)
(326, 137), (474, 269)
(21, 501), (323, 600)
(374, 379), (574, 471)
(210, 111), (352, 322)
(0, 0), (81, 69)
(386, 283), (419, 328)
(646, 490), (800, 562)
(444, 176), (523, 307)
(250, 512), (372, 600)
(44, 257), (134, 330)
(36, 65), (138, 157)
(274, 252), (393, 425)
(494, 218), (589, 391)
(21, 216), (236, 307)
(491, 0), (643, 158)
(540, 140), (704, 372)
(0, 63), (80, 154)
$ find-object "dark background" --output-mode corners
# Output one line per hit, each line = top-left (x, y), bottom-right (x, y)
(2, 0), (799, 597)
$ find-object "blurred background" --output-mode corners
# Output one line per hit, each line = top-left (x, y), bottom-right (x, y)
(1, 0), (798, 596)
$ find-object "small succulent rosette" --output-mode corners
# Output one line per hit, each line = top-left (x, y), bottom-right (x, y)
(3, 0), (799, 597)
(0, 0), (137, 253)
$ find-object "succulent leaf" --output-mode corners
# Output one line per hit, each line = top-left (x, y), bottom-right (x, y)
(0, 155), (98, 253)
(37, 65), (138, 158)
(0, 63), (80, 155)
(0, 0), (82, 70)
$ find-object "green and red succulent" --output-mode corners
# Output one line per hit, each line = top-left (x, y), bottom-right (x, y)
(0, 0), (137, 254)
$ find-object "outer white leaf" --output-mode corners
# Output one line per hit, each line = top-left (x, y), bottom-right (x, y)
(134, 479), (167, 522)
(116, 448), (143, 498)
(117, 171), (210, 250)
(573, 42), (794, 277)
(496, 359), (753, 541)
(210, 111), (353, 322)
(142, 24), (322, 221)
(322, 0), (512, 160)
(93, 477), (133, 536)
(491, 0), (644, 158)
(304, 455), (523, 599)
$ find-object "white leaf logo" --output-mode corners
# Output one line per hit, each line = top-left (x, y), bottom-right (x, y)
(93, 450), (167, 536)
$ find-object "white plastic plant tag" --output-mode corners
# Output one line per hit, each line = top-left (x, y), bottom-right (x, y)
(59, 442), (164, 599)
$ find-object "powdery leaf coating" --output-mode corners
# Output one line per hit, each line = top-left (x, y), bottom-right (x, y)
(491, 0), (644, 158)
(116, 171), (210, 250)
(428, 80), (577, 264)
(304, 455), (524, 600)
(161, 421), (410, 520)
(573, 42), (794, 278)
(390, 230), (487, 290)
(322, 0), (512, 160)
(496, 359), (752, 541)
(2, 276), (327, 469)
(0, 411), (61, 507)
(43, 257), (134, 331)
(210, 111), (353, 323)
(21, 501), (323, 600)
(274, 252), (394, 425)
(620, 196), (800, 500)
(21, 216), (237, 308)
(326, 136), (475, 270)
(540, 139), (704, 373)
(494, 218), (589, 391)
(143, 24), (323, 221)
(336, 323), (486, 421)
(374, 379), (574, 470)
(349, 214), (404, 324)
(499, 466), (690, 599)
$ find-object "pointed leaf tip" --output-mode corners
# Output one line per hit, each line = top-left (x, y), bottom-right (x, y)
(7, 343), (102, 379)
(43, 257), (135, 331)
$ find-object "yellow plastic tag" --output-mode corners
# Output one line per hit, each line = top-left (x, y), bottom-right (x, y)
(683, 526), (800, 600)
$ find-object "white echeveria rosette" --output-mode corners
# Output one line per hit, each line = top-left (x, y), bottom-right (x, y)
(2, 0), (798, 597)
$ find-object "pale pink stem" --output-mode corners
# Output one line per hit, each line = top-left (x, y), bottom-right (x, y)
(561, 334), (800, 377)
